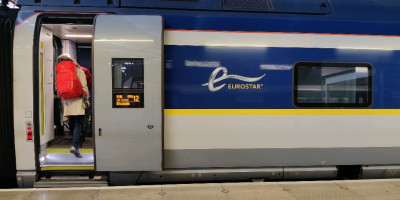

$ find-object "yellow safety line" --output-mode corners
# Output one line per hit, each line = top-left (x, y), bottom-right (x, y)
(41, 166), (94, 171)
(164, 109), (400, 116)
(46, 149), (94, 153)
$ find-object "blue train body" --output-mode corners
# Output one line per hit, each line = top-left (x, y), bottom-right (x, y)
(14, 1), (400, 109)
(165, 46), (400, 109)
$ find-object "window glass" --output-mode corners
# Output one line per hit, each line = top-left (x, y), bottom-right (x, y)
(112, 58), (144, 108)
(294, 62), (372, 107)
(113, 58), (143, 89)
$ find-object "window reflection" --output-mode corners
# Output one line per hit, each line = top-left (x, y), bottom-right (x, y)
(112, 58), (145, 108)
(113, 59), (144, 89)
(294, 63), (372, 107)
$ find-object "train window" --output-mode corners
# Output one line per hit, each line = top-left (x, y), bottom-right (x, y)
(112, 58), (144, 108)
(294, 62), (373, 108)
(112, 58), (144, 89)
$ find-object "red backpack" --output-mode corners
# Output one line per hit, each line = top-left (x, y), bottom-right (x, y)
(55, 61), (83, 99)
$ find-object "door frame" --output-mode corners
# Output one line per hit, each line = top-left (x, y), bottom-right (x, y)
(32, 13), (97, 171)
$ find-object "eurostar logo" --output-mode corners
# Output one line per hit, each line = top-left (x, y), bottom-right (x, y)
(202, 67), (266, 92)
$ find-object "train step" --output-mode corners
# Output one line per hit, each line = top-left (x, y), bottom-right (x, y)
(34, 175), (108, 188)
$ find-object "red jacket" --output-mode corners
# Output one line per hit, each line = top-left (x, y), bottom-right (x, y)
(80, 66), (92, 90)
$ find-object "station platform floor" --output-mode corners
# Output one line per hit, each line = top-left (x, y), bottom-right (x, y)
(2, 179), (400, 200)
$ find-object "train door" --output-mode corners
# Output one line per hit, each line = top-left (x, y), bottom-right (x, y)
(37, 17), (96, 171)
(93, 15), (163, 171)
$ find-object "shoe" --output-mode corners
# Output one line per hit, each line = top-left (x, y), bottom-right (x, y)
(70, 147), (82, 158)
(74, 152), (83, 158)
(70, 146), (76, 154)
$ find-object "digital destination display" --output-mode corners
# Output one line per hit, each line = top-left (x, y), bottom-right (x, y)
(112, 93), (144, 108)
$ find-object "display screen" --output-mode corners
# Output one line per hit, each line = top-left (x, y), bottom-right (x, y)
(112, 93), (144, 108)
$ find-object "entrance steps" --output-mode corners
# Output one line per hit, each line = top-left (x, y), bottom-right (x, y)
(34, 175), (108, 188)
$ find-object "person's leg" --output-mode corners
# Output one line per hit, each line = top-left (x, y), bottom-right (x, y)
(69, 116), (76, 148)
(70, 115), (83, 158)
(68, 120), (74, 137)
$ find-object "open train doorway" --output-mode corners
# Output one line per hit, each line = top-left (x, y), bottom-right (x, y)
(37, 16), (95, 171)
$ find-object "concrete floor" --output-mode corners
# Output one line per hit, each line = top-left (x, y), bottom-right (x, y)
(1, 179), (400, 200)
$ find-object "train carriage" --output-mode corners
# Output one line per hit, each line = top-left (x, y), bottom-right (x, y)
(1, 0), (400, 187)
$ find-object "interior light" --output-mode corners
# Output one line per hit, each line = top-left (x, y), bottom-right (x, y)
(95, 39), (153, 42)
(205, 43), (268, 48)
(65, 34), (93, 38)
(356, 67), (368, 73)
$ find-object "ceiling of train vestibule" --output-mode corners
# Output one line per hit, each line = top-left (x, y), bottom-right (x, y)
(43, 24), (94, 44)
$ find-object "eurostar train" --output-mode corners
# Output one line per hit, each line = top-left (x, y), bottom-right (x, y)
(1, 0), (400, 188)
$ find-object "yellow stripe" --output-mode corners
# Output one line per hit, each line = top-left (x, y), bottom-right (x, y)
(165, 109), (400, 116)
(40, 52), (44, 136)
(41, 166), (94, 171)
(46, 149), (93, 153)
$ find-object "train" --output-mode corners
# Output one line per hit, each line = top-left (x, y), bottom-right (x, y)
(1, 0), (400, 188)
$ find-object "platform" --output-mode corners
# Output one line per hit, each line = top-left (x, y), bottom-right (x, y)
(2, 179), (400, 200)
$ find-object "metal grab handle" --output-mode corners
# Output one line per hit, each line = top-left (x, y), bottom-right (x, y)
(99, 128), (102, 136)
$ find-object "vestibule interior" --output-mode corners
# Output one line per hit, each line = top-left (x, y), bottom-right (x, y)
(38, 22), (95, 170)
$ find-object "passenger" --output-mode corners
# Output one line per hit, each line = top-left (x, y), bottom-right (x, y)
(56, 53), (90, 158)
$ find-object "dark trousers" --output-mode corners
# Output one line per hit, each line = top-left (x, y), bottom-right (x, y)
(69, 115), (83, 151)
